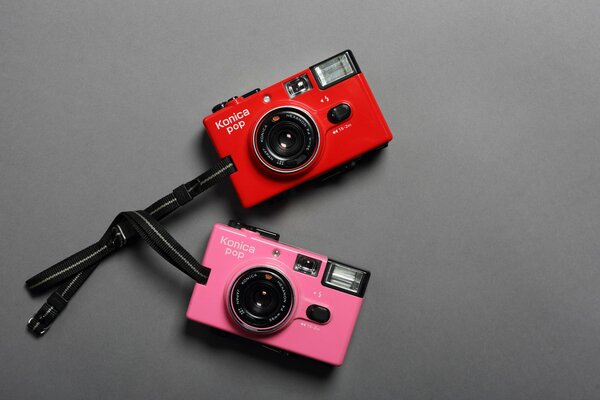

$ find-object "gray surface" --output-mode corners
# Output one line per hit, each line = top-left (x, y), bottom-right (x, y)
(2, 1), (600, 399)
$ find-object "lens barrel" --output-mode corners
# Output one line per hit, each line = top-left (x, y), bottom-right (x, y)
(253, 107), (319, 173)
(229, 267), (294, 333)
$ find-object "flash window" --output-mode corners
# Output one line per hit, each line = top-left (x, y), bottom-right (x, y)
(311, 51), (359, 89)
(322, 260), (370, 297)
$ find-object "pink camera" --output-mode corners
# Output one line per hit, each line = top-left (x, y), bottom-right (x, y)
(186, 221), (370, 366)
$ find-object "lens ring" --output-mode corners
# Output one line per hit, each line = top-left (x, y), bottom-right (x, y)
(253, 107), (319, 173)
(229, 267), (294, 333)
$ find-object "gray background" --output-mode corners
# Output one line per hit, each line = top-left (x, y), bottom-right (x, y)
(2, 1), (600, 399)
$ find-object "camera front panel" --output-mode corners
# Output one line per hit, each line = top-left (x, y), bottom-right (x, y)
(203, 50), (393, 208)
(186, 223), (370, 365)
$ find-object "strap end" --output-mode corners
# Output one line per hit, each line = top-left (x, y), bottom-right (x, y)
(27, 293), (68, 337)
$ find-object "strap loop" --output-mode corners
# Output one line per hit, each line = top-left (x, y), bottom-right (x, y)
(173, 184), (193, 206)
(47, 292), (68, 311)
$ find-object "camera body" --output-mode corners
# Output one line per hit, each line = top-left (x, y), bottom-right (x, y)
(204, 50), (393, 208)
(186, 221), (370, 366)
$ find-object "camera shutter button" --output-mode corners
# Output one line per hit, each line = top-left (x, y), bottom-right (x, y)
(306, 305), (330, 324)
(327, 103), (351, 124)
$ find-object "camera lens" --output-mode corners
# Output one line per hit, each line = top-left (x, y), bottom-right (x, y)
(253, 107), (319, 173)
(229, 267), (294, 333)
(246, 281), (278, 316)
(268, 123), (305, 159)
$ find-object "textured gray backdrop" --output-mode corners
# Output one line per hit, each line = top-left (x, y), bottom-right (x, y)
(2, 1), (600, 399)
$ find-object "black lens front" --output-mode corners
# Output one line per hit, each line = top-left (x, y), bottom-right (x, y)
(229, 267), (294, 332)
(254, 107), (319, 173)
(245, 281), (279, 316)
(268, 122), (305, 159)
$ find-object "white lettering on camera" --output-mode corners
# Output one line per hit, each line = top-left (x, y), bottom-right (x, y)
(220, 235), (256, 259)
(215, 109), (250, 135)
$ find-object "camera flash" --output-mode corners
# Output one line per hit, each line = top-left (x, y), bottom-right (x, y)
(323, 261), (369, 296)
(311, 51), (358, 89)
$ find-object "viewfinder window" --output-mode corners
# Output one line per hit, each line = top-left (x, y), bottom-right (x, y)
(285, 74), (313, 98)
(294, 254), (321, 277)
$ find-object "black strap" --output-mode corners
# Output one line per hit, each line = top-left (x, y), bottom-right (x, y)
(26, 156), (236, 336)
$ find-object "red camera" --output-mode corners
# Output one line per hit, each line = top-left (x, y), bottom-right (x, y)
(203, 50), (393, 208)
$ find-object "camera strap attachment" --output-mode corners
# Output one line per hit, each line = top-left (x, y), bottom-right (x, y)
(25, 156), (236, 336)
